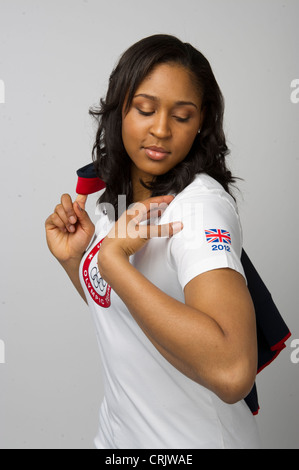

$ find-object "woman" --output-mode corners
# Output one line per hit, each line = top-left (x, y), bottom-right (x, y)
(45, 34), (261, 448)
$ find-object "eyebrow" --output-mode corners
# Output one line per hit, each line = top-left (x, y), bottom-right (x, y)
(134, 93), (198, 109)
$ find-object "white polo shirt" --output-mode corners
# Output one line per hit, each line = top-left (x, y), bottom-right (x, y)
(79, 173), (260, 449)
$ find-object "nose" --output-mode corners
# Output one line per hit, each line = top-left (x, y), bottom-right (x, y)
(149, 111), (172, 139)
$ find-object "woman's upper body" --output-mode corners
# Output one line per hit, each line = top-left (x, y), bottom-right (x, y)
(91, 40), (258, 403)
(45, 34), (260, 448)
(79, 171), (260, 449)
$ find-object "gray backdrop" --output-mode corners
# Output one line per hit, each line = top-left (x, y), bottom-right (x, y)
(0, 0), (298, 449)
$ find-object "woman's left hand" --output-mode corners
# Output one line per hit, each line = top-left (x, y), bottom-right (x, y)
(98, 195), (183, 262)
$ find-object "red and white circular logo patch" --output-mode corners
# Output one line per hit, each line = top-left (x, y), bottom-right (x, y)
(82, 238), (111, 308)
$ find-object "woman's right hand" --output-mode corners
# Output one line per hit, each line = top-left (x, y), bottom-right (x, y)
(45, 193), (95, 264)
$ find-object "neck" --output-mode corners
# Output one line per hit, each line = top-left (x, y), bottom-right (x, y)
(131, 164), (154, 203)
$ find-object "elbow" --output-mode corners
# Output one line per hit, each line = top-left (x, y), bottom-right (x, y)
(213, 363), (257, 405)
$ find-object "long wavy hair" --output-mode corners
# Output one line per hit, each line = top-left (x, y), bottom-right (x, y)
(89, 34), (238, 217)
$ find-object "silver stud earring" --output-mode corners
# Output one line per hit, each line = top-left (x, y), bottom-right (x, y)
(197, 129), (201, 134)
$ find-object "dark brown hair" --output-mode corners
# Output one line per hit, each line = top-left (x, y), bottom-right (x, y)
(89, 34), (237, 217)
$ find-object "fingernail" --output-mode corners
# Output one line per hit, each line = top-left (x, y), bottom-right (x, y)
(172, 221), (183, 233)
(69, 216), (76, 224)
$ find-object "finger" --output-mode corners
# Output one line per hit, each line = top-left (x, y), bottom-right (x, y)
(140, 194), (175, 206)
(55, 203), (76, 233)
(46, 212), (68, 233)
(73, 200), (88, 221)
(133, 195), (174, 213)
(75, 194), (88, 210)
(61, 193), (77, 226)
(131, 205), (168, 224)
(131, 198), (173, 223)
(73, 201), (95, 233)
(138, 221), (183, 239)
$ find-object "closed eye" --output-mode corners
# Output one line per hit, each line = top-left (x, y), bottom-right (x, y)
(137, 108), (190, 123)
(137, 108), (154, 116)
(174, 116), (190, 123)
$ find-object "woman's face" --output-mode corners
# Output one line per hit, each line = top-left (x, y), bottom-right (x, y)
(122, 63), (204, 187)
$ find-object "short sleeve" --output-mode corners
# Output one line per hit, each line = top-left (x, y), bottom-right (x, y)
(165, 193), (246, 291)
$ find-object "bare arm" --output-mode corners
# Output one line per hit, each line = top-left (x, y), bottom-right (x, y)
(59, 257), (87, 304)
(99, 248), (257, 404)
(45, 193), (95, 305)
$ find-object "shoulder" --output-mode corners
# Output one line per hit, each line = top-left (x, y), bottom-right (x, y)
(166, 173), (240, 220)
(162, 172), (243, 260)
(162, 173), (246, 289)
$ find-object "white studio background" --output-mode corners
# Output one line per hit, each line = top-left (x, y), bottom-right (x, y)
(0, 0), (298, 449)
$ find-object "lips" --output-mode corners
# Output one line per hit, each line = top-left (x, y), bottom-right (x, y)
(144, 146), (171, 160)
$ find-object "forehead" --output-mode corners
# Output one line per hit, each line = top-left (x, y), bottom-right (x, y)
(135, 63), (201, 105)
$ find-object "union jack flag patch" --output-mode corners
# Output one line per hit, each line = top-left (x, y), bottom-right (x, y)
(205, 229), (231, 244)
